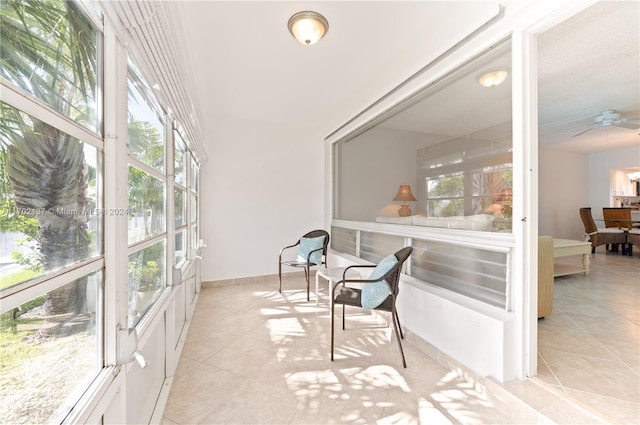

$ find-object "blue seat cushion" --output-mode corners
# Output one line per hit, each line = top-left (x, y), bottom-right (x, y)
(361, 254), (397, 311)
(297, 236), (326, 265)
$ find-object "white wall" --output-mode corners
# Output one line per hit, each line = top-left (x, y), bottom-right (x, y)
(199, 117), (325, 281)
(538, 147), (589, 239)
(537, 145), (640, 238)
(336, 127), (425, 221)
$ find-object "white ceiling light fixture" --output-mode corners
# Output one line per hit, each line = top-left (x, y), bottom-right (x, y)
(477, 67), (510, 88)
(287, 11), (329, 45)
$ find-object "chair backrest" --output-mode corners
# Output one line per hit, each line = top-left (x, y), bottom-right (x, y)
(603, 207), (632, 229)
(301, 229), (330, 264)
(579, 207), (597, 234)
(385, 246), (413, 296)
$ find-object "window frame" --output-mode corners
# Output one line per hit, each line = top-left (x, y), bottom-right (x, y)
(125, 57), (169, 330)
(0, 2), (107, 422)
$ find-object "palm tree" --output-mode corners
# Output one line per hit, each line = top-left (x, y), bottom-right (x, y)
(127, 119), (165, 239)
(0, 0), (97, 332)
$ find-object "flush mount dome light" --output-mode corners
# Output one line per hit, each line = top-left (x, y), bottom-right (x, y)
(477, 67), (510, 88)
(288, 11), (329, 45)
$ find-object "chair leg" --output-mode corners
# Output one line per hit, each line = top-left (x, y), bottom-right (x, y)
(391, 309), (407, 368)
(304, 266), (310, 301)
(394, 311), (404, 340)
(342, 304), (346, 330)
(331, 299), (335, 361)
(278, 262), (282, 293)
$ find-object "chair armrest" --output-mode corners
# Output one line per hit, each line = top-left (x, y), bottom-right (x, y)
(305, 246), (325, 264)
(279, 241), (300, 259)
(332, 275), (387, 295)
(343, 264), (375, 279)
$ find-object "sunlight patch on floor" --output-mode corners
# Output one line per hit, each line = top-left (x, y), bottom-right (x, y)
(416, 397), (453, 424)
(266, 316), (306, 339)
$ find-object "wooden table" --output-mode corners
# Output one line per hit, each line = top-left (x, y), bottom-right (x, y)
(553, 238), (591, 277)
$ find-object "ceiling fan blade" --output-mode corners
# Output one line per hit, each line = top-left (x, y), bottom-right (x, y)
(572, 127), (594, 137)
(616, 122), (640, 130)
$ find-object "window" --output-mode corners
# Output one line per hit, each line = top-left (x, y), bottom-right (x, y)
(333, 39), (512, 233)
(0, 0), (99, 133)
(331, 39), (513, 308)
(0, 1), (103, 422)
(0, 104), (102, 287)
(126, 61), (167, 329)
(426, 174), (464, 217)
(189, 154), (199, 252)
(174, 132), (187, 267)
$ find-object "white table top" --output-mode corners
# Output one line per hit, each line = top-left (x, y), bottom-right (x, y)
(317, 267), (361, 280)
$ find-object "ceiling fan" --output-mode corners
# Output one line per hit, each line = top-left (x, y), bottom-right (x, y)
(573, 110), (640, 137)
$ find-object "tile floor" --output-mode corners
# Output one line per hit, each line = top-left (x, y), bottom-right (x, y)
(534, 250), (639, 424)
(163, 251), (639, 425)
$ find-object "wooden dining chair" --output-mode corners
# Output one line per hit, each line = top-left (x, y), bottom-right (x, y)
(602, 207), (633, 230)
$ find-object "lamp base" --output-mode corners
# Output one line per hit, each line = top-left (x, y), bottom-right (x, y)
(398, 204), (412, 217)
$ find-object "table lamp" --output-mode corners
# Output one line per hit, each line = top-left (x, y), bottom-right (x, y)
(392, 184), (417, 217)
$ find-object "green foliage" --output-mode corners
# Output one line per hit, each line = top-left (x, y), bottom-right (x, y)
(127, 116), (166, 239)
(140, 261), (160, 288)
(0, 325), (43, 372)
(0, 268), (40, 290)
(430, 175), (464, 198)
(441, 199), (464, 217)
(0, 0), (97, 121)
(1, 0), (97, 321)
(128, 242), (165, 292)
(0, 195), (40, 243)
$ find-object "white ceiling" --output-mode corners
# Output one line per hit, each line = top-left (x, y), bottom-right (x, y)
(537, 0), (640, 153)
(167, 1), (640, 154)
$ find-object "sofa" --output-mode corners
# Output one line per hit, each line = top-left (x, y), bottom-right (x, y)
(538, 235), (554, 318)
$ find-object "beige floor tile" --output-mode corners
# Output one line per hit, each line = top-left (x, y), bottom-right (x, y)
(540, 346), (639, 403)
(564, 388), (640, 425)
(539, 398), (608, 425)
(165, 253), (639, 425)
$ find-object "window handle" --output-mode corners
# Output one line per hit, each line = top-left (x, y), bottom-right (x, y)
(117, 327), (148, 369)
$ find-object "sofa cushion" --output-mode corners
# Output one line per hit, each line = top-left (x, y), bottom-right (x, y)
(412, 214), (496, 231)
(375, 216), (414, 225)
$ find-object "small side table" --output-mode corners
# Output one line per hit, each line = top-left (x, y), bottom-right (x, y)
(315, 267), (361, 306)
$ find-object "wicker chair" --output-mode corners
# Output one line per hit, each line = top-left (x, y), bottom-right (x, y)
(580, 207), (626, 253)
(330, 246), (413, 368)
(278, 229), (329, 301)
(627, 229), (640, 256)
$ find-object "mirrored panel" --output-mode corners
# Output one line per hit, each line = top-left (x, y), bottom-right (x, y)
(333, 39), (512, 233)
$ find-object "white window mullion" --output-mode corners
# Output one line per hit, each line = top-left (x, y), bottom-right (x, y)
(103, 20), (131, 342)
(166, 123), (176, 283)
(0, 258), (103, 313)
